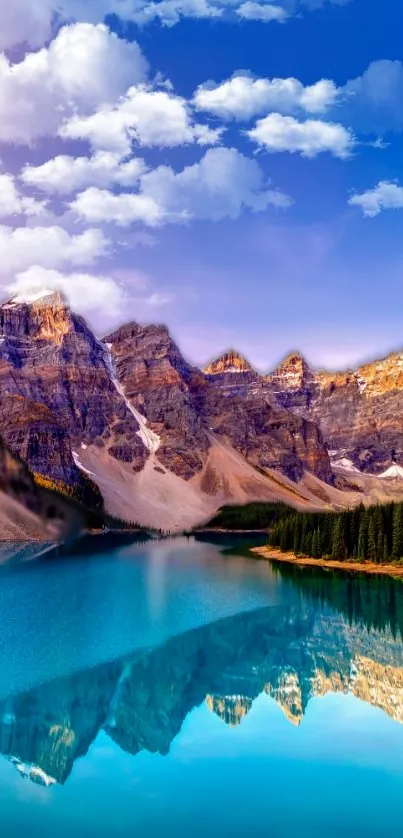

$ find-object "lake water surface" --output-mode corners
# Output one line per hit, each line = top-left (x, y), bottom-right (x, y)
(0, 533), (403, 837)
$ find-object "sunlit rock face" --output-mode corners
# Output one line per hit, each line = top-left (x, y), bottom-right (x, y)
(266, 350), (403, 475)
(204, 350), (261, 397)
(205, 351), (254, 376)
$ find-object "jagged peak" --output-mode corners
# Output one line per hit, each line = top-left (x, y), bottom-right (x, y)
(275, 351), (309, 371)
(204, 349), (254, 375)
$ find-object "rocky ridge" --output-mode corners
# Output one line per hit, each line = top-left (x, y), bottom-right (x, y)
(4, 291), (403, 530)
(265, 350), (403, 476)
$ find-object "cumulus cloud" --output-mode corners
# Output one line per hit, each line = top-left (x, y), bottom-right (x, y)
(237, 2), (288, 21)
(21, 152), (147, 195)
(6, 266), (127, 317)
(3, 265), (173, 325)
(0, 225), (108, 273)
(348, 181), (403, 217)
(247, 113), (354, 157)
(194, 75), (338, 120)
(60, 86), (223, 155)
(0, 173), (47, 218)
(0, 23), (147, 145)
(70, 188), (163, 227)
(70, 147), (292, 226)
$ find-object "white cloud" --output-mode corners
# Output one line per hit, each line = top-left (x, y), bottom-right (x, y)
(21, 152), (147, 195)
(70, 188), (163, 227)
(237, 2), (288, 21)
(194, 75), (338, 120)
(247, 113), (354, 158)
(0, 23), (147, 144)
(348, 181), (403, 217)
(60, 85), (223, 155)
(71, 147), (292, 226)
(0, 173), (47, 218)
(6, 266), (127, 317)
(125, 0), (222, 25)
(3, 265), (173, 325)
(0, 225), (108, 273)
(0, 0), (353, 49)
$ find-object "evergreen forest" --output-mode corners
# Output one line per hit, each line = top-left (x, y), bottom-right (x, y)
(268, 502), (403, 564)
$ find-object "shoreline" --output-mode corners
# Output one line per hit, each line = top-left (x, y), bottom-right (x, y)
(251, 546), (403, 578)
(195, 527), (269, 534)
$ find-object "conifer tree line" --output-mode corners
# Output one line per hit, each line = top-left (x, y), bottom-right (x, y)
(268, 502), (403, 564)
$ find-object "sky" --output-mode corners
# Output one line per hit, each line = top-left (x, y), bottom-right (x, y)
(1, 0), (403, 372)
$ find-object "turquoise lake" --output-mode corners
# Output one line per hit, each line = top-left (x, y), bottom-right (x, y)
(0, 533), (403, 836)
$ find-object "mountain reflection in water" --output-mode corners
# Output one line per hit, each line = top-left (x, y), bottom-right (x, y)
(1, 558), (403, 788)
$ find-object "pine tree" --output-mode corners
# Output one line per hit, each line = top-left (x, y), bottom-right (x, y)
(349, 513), (357, 558)
(279, 524), (288, 553)
(383, 534), (389, 564)
(316, 528), (323, 558)
(367, 515), (377, 563)
(357, 511), (368, 560)
(392, 504), (403, 560)
(332, 515), (344, 560)
(312, 530), (318, 559)
(376, 529), (384, 563)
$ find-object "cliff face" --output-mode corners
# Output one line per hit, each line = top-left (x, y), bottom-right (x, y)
(105, 332), (332, 485)
(105, 322), (210, 480)
(266, 350), (403, 475)
(0, 293), (147, 487)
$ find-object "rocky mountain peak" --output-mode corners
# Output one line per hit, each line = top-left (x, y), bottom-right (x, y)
(0, 289), (74, 345)
(271, 351), (311, 385)
(204, 350), (254, 375)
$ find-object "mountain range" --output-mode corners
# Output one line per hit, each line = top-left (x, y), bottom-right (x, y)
(2, 291), (403, 532)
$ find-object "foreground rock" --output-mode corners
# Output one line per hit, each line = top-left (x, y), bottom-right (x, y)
(0, 436), (87, 542)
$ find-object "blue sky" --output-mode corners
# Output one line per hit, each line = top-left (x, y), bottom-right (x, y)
(1, 0), (403, 370)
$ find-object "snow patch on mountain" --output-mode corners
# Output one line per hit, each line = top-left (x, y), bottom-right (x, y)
(379, 464), (403, 480)
(103, 343), (160, 455)
(72, 450), (96, 478)
(331, 457), (360, 473)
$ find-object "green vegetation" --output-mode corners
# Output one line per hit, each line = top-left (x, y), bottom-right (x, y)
(204, 502), (288, 531)
(268, 502), (403, 564)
